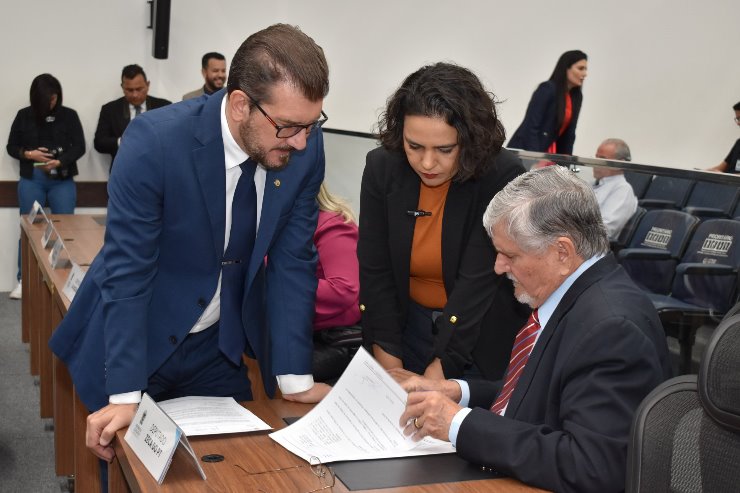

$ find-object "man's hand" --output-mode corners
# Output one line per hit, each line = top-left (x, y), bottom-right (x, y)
(282, 382), (332, 403)
(86, 403), (138, 462)
(399, 390), (462, 442)
(387, 368), (462, 402)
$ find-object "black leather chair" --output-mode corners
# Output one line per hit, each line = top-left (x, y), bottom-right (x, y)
(639, 176), (695, 210)
(624, 171), (653, 199)
(617, 210), (699, 294)
(626, 310), (740, 493)
(648, 219), (740, 373)
(682, 181), (740, 219)
(312, 325), (362, 384)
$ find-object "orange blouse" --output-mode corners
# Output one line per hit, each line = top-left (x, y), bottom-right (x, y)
(409, 180), (451, 309)
(546, 92), (573, 154)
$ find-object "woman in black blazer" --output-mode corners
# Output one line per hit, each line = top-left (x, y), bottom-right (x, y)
(359, 63), (529, 380)
(508, 50), (588, 155)
(6, 73), (85, 297)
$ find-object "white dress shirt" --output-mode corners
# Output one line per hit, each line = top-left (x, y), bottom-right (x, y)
(592, 175), (638, 241)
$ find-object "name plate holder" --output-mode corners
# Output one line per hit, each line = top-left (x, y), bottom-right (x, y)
(41, 221), (57, 249)
(48, 238), (67, 269)
(62, 263), (85, 302)
(27, 200), (47, 224)
(124, 393), (206, 484)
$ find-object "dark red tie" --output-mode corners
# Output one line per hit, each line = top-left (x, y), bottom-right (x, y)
(490, 310), (541, 416)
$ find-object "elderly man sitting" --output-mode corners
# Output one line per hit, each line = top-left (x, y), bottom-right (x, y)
(393, 165), (671, 493)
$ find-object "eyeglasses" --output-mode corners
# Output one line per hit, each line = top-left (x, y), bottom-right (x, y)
(234, 455), (335, 493)
(248, 95), (328, 138)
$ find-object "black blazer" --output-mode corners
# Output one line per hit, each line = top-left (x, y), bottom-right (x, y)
(507, 80), (582, 155)
(456, 255), (672, 493)
(358, 147), (529, 379)
(93, 95), (171, 165)
(6, 106), (85, 180)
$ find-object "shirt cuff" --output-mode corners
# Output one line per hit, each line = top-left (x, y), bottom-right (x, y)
(453, 379), (470, 407)
(276, 374), (314, 395)
(109, 391), (142, 405)
(448, 407), (473, 447)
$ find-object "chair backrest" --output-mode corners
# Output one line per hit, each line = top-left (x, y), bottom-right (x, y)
(619, 209), (699, 294)
(624, 171), (653, 199)
(614, 206), (647, 249)
(683, 181), (740, 218)
(640, 176), (695, 210)
(671, 219), (740, 312)
(626, 313), (740, 493)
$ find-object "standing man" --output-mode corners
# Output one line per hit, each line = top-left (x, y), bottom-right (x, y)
(708, 101), (740, 173)
(50, 24), (331, 464)
(93, 64), (171, 171)
(183, 52), (227, 100)
(592, 138), (638, 240)
(393, 166), (670, 493)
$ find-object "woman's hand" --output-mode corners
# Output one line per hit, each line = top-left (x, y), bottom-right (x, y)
(25, 148), (53, 162)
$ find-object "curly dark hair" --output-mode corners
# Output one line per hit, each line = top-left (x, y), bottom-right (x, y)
(377, 62), (505, 182)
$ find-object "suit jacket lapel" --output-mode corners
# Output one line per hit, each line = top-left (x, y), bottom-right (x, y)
(248, 169), (280, 283)
(192, 92), (227, 258)
(505, 255), (616, 417)
(387, 165), (421, 290)
(441, 179), (474, 289)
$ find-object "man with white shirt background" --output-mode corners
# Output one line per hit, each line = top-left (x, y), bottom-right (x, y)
(592, 138), (638, 240)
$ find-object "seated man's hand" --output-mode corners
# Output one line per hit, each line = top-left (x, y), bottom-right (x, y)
(399, 390), (462, 442)
(86, 403), (138, 462)
(387, 368), (462, 402)
(282, 382), (332, 403)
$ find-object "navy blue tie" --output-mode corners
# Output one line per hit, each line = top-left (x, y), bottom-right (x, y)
(219, 159), (257, 364)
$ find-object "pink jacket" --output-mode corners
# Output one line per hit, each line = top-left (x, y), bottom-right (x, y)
(313, 211), (361, 330)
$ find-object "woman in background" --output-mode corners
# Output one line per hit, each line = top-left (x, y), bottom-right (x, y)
(314, 183), (360, 330)
(6, 73), (85, 299)
(359, 62), (528, 381)
(508, 50), (588, 156)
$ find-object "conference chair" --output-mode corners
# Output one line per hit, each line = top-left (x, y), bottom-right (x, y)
(647, 219), (740, 373)
(611, 206), (647, 254)
(626, 310), (740, 493)
(639, 176), (695, 210)
(682, 181), (740, 220)
(624, 171), (653, 199)
(312, 325), (363, 384)
(617, 210), (699, 294)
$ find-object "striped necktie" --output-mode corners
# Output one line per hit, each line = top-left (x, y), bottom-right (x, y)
(490, 310), (541, 416)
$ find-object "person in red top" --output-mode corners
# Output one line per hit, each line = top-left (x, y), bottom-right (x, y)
(507, 50), (588, 158)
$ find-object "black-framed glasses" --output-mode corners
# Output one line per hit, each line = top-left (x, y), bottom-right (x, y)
(248, 95), (328, 138)
(234, 455), (335, 493)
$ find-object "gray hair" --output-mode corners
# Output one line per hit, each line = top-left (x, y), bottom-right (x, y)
(601, 138), (631, 161)
(483, 165), (609, 258)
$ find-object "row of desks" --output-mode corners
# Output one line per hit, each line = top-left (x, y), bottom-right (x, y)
(21, 213), (545, 492)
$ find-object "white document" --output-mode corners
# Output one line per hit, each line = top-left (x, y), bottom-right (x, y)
(269, 347), (455, 463)
(158, 396), (272, 436)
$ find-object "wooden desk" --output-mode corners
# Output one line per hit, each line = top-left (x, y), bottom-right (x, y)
(111, 400), (547, 493)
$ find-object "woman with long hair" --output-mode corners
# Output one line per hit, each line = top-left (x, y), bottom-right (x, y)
(508, 50), (588, 155)
(6, 73), (85, 298)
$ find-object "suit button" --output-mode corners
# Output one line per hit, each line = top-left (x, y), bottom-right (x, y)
(359, 304), (366, 312)
(197, 298), (207, 308)
(449, 315), (458, 324)
(169, 335), (178, 345)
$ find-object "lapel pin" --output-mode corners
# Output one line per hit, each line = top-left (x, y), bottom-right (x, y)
(274, 179), (281, 187)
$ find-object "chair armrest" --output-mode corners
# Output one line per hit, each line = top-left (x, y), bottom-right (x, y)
(618, 248), (673, 261)
(683, 207), (727, 218)
(675, 262), (735, 276)
(638, 199), (677, 209)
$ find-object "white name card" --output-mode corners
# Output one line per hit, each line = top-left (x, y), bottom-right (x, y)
(124, 393), (206, 484)
(42, 222), (56, 249)
(27, 200), (45, 224)
(48, 239), (65, 269)
(62, 263), (85, 302)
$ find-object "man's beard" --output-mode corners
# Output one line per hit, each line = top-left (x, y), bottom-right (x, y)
(239, 119), (293, 171)
(507, 273), (536, 308)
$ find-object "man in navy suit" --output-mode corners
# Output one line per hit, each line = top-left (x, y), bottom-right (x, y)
(50, 24), (331, 463)
(393, 165), (671, 493)
(93, 64), (171, 170)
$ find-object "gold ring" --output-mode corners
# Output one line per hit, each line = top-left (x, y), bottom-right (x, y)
(413, 417), (422, 430)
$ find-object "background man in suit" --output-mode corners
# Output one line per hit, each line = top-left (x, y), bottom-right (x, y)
(93, 64), (171, 170)
(592, 138), (638, 240)
(393, 165), (671, 493)
(183, 52), (227, 100)
(50, 24), (331, 465)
